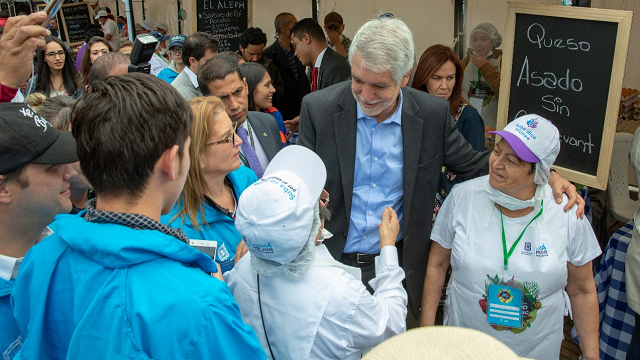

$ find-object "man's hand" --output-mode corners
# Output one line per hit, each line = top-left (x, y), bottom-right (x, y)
(549, 171), (585, 218)
(211, 263), (224, 281)
(234, 240), (248, 265)
(0, 12), (50, 89)
(377, 207), (399, 248)
(284, 116), (300, 134)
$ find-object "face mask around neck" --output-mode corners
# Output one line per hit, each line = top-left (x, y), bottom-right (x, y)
(485, 181), (545, 211)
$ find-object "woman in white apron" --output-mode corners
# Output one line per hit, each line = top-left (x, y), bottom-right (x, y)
(421, 114), (600, 360)
(461, 22), (502, 130)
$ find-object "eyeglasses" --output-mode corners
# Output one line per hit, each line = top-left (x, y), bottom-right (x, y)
(45, 50), (66, 59)
(170, 48), (182, 54)
(319, 189), (330, 208)
(205, 124), (237, 146)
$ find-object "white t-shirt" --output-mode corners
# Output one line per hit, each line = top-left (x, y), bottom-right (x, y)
(432, 176), (601, 359)
(101, 18), (121, 50)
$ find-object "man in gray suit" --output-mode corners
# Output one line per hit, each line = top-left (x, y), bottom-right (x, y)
(172, 32), (219, 100)
(290, 18), (350, 92)
(199, 56), (283, 178)
(298, 17), (584, 319)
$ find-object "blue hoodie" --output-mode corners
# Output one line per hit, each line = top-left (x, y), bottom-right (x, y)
(162, 166), (258, 274)
(1, 278), (21, 359)
(11, 213), (265, 360)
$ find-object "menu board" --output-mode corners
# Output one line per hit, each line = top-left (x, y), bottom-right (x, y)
(59, 1), (93, 46)
(497, 3), (632, 189)
(192, 0), (249, 52)
(35, 3), (67, 43)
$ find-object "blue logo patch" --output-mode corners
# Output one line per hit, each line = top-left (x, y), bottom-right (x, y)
(535, 244), (548, 257)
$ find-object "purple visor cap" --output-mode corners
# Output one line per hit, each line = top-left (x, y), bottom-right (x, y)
(488, 130), (541, 163)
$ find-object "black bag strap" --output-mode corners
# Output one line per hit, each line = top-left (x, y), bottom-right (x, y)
(257, 273), (276, 360)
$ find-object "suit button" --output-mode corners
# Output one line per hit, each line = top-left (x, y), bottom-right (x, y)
(343, 233), (347, 238)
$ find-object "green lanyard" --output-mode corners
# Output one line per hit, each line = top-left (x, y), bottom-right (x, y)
(498, 200), (543, 271)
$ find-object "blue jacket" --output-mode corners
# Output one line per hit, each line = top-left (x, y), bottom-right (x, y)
(1, 278), (21, 359)
(11, 213), (265, 360)
(163, 166), (257, 274)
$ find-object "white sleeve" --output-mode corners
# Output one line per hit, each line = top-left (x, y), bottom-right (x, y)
(566, 208), (602, 266)
(431, 186), (458, 249)
(337, 246), (407, 350)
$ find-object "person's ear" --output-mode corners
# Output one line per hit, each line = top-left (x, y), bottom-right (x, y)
(400, 69), (411, 88)
(188, 56), (197, 68)
(0, 176), (14, 205)
(159, 145), (181, 181)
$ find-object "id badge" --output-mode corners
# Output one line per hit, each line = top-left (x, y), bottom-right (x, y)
(486, 284), (523, 328)
(469, 97), (484, 116)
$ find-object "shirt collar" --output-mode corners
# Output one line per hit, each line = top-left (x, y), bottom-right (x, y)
(356, 89), (404, 125)
(314, 48), (327, 69)
(0, 227), (53, 281)
(184, 66), (199, 88)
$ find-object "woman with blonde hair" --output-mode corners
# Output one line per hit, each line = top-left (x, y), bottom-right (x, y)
(162, 96), (256, 274)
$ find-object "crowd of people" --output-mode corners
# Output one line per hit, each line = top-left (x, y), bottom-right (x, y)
(0, 6), (624, 360)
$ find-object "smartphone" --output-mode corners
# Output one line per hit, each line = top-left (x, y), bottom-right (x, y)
(187, 239), (218, 260)
(41, 0), (65, 27)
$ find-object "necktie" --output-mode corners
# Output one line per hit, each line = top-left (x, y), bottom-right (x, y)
(236, 126), (264, 178)
(312, 67), (318, 92)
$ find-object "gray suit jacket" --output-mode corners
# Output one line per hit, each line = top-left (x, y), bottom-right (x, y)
(317, 47), (351, 91)
(298, 81), (490, 316)
(245, 111), (283, 163)
(172, 69), (202, 101)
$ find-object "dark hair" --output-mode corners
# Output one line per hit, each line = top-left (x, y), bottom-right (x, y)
(198, 56), (243, 96)
(240, 27), (267, 48)
(34, 37), (79, 97)
(89, 52), (131, 83)
(290, 18), (325, 42)
(239, 62), (267, 111)
(319, 203), (331, 222)
(38, 96), (77, 131)
(411, 44), (465, 117)
(105, 7), (111, 13)
(274, 12), (295, 36)
(71, 74), (192, 200)
(83, 24), (104, 43)
(117, 16), (125, 20)
(80, 36), (112, 86)
(181, 32), (220, 66)
(215, 51), (243, 65)
(0, 165), (29, 188)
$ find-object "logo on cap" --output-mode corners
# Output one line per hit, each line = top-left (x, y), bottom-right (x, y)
(19, 106), (52, 131)
(526, 118), (539, 129)
(250, 243), (274, 254)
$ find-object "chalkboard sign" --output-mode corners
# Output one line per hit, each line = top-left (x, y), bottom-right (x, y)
(36, 3), (67, 43)
(59, 1), (93, 46)
(192, 0), (249, 52)
(497, 4), (632, 189)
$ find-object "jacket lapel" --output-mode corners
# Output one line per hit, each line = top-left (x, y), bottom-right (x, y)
(334, 87), (358, 222)
(401, 89), (423, 231)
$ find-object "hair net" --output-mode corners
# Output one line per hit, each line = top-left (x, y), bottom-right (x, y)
(471, 22), (502, 48)
(250, 202), (321, 280)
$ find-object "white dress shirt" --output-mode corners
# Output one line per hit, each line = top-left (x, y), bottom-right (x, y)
(238, 118), (270, 171)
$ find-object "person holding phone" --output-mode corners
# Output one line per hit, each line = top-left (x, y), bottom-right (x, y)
(26, 37), (80, 98)
(162, 96), (257, 274)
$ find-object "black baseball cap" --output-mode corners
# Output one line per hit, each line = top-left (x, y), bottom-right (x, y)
(0, 103), (78, 175)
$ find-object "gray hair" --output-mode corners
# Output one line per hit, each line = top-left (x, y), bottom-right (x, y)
(348, 17), (415, 84)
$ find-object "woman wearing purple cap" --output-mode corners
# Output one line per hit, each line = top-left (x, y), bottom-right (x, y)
(421, 114), (600, 359)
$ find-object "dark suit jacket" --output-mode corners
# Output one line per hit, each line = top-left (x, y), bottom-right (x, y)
(263, 40), (310, 121)
(297, 81), (490, 316)
(245, 111), (283, 161)
(317, 47), (351, 90)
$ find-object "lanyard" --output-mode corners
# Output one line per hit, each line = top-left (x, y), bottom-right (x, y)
(499, 200), (543, 271)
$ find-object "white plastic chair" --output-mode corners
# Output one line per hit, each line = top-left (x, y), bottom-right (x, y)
(608, 132), (639, 223)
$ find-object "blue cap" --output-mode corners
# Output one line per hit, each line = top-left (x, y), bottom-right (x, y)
(168, 34), (186, 49)
(149, 31), (170, 42)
